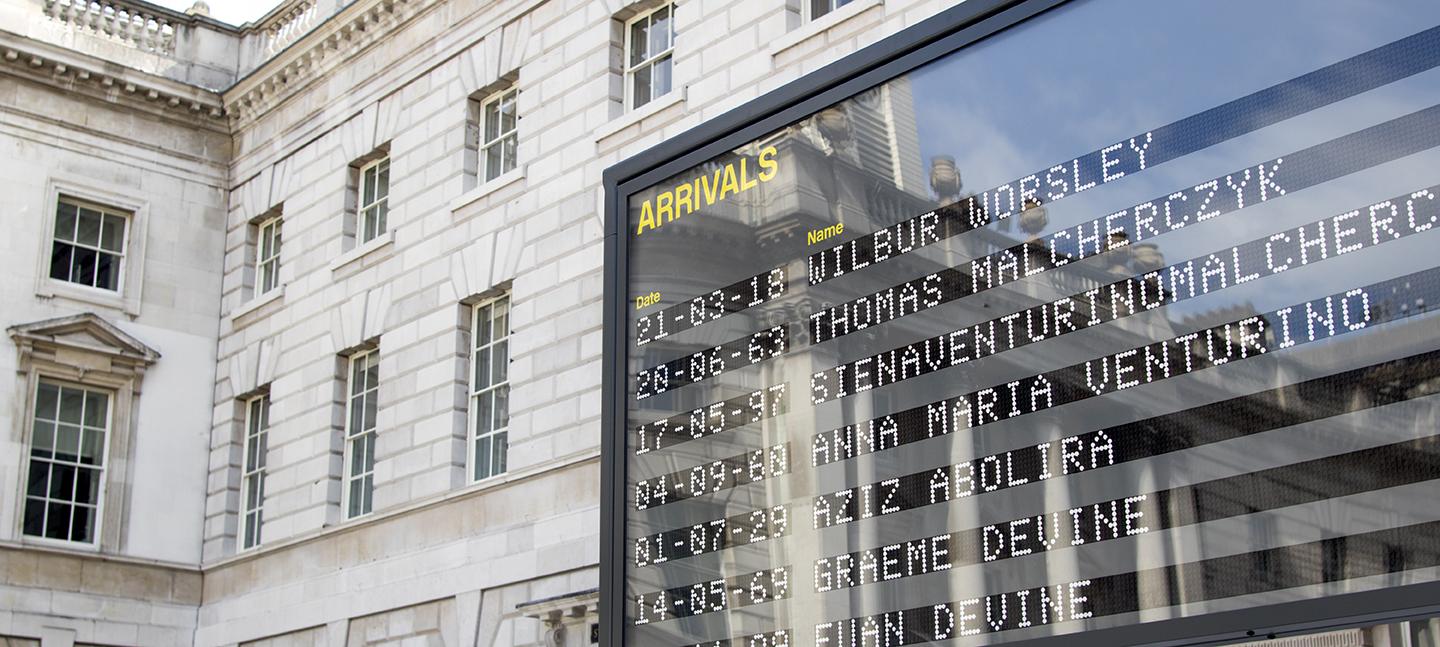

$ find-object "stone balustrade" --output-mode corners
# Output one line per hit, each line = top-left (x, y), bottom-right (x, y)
(41, 0), (178, 55)
(258, 0), (319, 55)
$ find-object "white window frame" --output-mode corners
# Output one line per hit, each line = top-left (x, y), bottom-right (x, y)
(623, 3), (676, 111)
(806, 0), (855, 21)
(22, 379), (113, 546)
(343, 349), (379, 519)
(480, 88), (519, 183)
(48, 196), (129, 293)
(358, 157), (390, 244)
(255, 216), (282, 297)
(240, 394), (269, 550)
(469, 295), (511, 482)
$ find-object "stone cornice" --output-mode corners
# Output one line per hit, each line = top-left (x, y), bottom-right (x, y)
(0, 27), (227, 127)
(223, 0), (424, 126)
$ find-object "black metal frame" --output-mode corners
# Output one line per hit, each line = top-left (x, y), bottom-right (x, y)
(599, 1), (1440, 645)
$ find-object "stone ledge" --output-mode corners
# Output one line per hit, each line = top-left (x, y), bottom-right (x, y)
(769, 0), (884, 59)
(0, 543), (202, 606)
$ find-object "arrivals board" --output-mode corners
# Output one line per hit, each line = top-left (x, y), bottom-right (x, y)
(601, 1), (1440, 645)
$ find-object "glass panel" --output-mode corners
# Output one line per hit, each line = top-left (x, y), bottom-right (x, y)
(27, 461), (49, 497)
(49, 243), (72, 282)
(75, 209), (102, 247)
(475, 435), (492, 480)
(45, 501), (70, 540)
(650, 6), (671, 55)
(350, 437), (367, 477)
(71, 247), (97, 287)
(37, 383), (59, 420)
(502, 134), (517, 175)
(84, 391), (107, 428)
(810, 0), (831, 19)
(100, 214), (125, 252)
(476, 347), (492, 390)
(501, 93), (517, 134)
(363, 433), (375, 471)
(50, 463), (75, 500)
(351, 356), (367, 396)
(485, 99), (500, 143)
(363, 391), (377, 431)
(632, 64), (652, 108)
(485, 143), (503, 182)
(476, 391), (494, 435)
(246, 435), (260, 468)
(376, 161), (390, 199)
(79, 429), (104, 466)
(654, 55), (672, 98)
(23, 499), (45, 537)
(492, 340), (508, 384)
(55, 425), (81, 461)
(361, 475), (373, 514)
(362, 206), (378, 242)
(494, 298), (509, 339)
(244, 513), (258, 548)
(629, 16), (649, 66)
(493, 384), (509, 431)
(71, 505), (95, 542)
(492, 430), (508, 475)
(347, 480), (364, 517)
(256, 433), (268, 470)
(31, 421), (55, 459)
(363, 166), (377, 205)
(58, 388), (83, 424)
(375, 201), (388, 236)
(246, 475), (261, 507)
(94, 252), (118, 291)
(75, 467), (100, 504)
(348, 396), (364, 437)
(477, 304), (493, 345)
(55, 202), (78, 240)
(365, 356), (379, 392)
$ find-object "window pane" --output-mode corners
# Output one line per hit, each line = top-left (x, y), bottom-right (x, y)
(79, 429), (104, 466)
(654, 55), (673, 98)
(50, 463), (75, 500)
(362, 433), (375, 471)
(94, 252), (118, 291)
(349, 396), (364, 435)
(632, 64), (652, 108)
(475, 435), (492, 480)
(32, 421), (55, 459)
(37, 383), (59, 420)
(55, 202), (78, 240)
(476, 347), (492, 390)
(59, 388), (84, 424)
(376, 162), (390, 199)
(256, 431), (268, 470)
(23, 499), (45, 536)
(27, 461), (49, 497)
(49, 243), (73, 282)
(492, 430), (508, 475)
(351, 357), (366, 396)
(476, 391), (494, 435)
(493, 298), (509, 338)
(101, 214), (125, 252)
(363, 391), (377, 431)
(484, 99), (500, 142)
(350, 437), (367, 477)
(75, 467), (101, 504)
(502, 134), (517, 175)
(500, 93), (517, 134)
(811, 0), (831, 18)
(477, 304), (493, 345)
(365, 356), (379, 392)
(71, 506), (95, 542)
(375, 201), (388, 237)
(84, 391), (108, 428)
(247, 474), (262, 508)
(76, 209), (102, 247)
(650, 6), (671, 55)
(71, 247), (98, 287)
(485, 143), (503, 182)
(246, 434), (260, 468)
(363, 167), (377, 205)
(492, 340), (508, 384)
(46, 501), (70, 539)
(55, 425), (81, 462)
(347, 481), (365, 517)
(494, 384), (509, 431)
(630, 17), (650, 66)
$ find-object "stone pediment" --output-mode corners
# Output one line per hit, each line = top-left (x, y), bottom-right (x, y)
(7, 312), (160, 370)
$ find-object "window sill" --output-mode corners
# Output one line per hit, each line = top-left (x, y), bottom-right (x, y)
(594, 89), (686, 143)
(36, 279), (135, 316)
(228, 286), (285, 322)
(451, 166), (526, 213)
(770, 0), (885, 59)
(329, 231), (394, 273)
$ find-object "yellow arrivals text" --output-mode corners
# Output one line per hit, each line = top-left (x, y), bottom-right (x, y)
(634, 145), (779, 236)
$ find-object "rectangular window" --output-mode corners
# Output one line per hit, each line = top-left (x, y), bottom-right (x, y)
(344, 350), (378, 518)
(240, 394), (269, 549)
(358, 158), (390, 244)
(625, 3), (674, 110)
(481, 89), (519, 182)
(23, 382), (109, 543)
(809, 0), (854, 20)
(49, 198), (127, 292)
(471, 296), (510, 481)
(256, 216), (282, 296)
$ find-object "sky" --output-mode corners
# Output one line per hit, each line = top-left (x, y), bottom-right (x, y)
(151, 0), (278, 26)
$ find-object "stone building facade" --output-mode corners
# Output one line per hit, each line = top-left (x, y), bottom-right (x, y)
(1, 0), (1437, 646)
